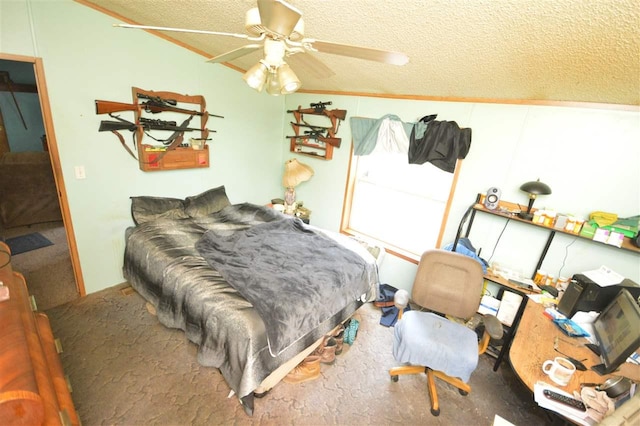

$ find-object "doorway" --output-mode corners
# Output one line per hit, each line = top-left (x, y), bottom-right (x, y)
(0, 54), (84, 310)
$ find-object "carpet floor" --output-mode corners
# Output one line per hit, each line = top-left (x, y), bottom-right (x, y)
(46, 283), (552, 425)
(3, 221), (79, 310)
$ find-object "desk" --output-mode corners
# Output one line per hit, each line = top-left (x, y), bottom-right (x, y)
(510, 300), (614, 393)
(484, 272), (539, 371)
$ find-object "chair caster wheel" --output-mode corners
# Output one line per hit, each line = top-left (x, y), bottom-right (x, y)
(431, 408), (440, 416)
(459, 389), (468, 396)
(391, 375), (399, 382)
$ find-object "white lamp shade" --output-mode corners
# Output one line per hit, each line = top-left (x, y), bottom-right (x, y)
(278, 63), (302, 94)
(242, 61), (268, 92)
(283, 158), (314, 188)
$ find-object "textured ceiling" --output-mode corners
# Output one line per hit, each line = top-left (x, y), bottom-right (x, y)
(79, 0), (640, 106)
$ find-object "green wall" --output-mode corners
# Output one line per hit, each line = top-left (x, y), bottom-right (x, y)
(283, 94), (640, 288)
(2, 0), (638, 295)
(2, 0), (284, 294)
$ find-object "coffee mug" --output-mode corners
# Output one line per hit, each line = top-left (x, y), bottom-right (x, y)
(542, 356), (576, 386)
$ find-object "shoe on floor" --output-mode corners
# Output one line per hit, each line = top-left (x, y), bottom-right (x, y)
(333, 326), (345, 355)
(312, 336), (337, 364)
(283, 355), (321, 384)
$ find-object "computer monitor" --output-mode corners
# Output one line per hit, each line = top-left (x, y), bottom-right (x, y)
(591, 289), (640, 375)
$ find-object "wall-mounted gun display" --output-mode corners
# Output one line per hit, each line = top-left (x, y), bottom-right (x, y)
(95, 87), (223, 171)
(286, 101), (347, 160)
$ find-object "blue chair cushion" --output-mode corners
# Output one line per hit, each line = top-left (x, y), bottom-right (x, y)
(393, 311), (479, 383)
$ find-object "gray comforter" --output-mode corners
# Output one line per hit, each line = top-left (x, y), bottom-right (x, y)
(196, 216), (376, 356)
(123, 203), (378, 405)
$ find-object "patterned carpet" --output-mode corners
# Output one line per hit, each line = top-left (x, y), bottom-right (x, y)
(46, 283), (550, 425)
(3, 221), (78, 310)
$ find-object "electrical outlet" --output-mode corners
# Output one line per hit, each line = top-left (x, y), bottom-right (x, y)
(74, 166), (86, 179)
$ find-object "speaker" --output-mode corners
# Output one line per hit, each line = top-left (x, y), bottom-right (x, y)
(484, 187), (501, 210)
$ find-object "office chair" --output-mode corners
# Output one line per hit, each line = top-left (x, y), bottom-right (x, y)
(389, 249), (503, 416)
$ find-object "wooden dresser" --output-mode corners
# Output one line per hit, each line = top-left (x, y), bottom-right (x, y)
(0, 241), (79, 425)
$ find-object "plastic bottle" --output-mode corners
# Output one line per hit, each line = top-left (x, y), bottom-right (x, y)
(534, 270), (547, 285)
(532, 210), (543, 224)
(544, 211), (556, 227)
(565, 216), (576, 233)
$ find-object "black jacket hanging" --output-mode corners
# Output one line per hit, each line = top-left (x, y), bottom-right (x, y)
(408, 120), (472, 173)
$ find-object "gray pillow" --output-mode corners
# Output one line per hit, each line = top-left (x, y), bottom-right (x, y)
(130, 196), (188, 225)
(184, 186), (231, 218)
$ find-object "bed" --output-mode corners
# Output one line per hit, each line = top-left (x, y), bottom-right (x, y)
(122, 186), (380, 415)
(0, 151), (62, 229)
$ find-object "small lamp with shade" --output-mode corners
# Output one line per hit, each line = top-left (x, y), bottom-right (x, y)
(282, 159), (314, 214)
(517, 179), (552, 220)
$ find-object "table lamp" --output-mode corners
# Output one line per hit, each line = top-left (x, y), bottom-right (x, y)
(282, 159), (314, 214)
(517, 179), (552, 220)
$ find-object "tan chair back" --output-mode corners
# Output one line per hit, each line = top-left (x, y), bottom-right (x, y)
(411, 249), (484, 319)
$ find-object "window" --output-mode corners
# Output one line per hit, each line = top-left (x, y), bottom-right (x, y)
(342, 150), (459, 261)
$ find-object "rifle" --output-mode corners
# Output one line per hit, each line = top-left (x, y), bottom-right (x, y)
(289, 122), (341, 148)
(288, 134), (341, 148)
(286, 102), (347, 122)
(95, 99), (224, 119)
(290, 122), (331, 131)
(99, 116), (212, 134)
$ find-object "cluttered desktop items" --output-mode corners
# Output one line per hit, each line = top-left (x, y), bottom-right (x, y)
(558, 273), (640, 318)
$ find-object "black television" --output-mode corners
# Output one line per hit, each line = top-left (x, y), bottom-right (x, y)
(590, 289), (640, 375)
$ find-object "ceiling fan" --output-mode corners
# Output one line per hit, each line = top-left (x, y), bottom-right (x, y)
(116, 0), (409, 95)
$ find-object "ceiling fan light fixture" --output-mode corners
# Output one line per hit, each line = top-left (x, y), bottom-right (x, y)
(278, 63), (301, 94)
(119, 1), (410, 96)
(266, 70), (282, 96)
(243, 60), (269, 92)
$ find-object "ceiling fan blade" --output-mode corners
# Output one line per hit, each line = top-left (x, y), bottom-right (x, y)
(114, 23), (251, 40)
(257, 0), (302, 38)
(286, 53), (335, 79)
(206, 44), (263, 63)
(308, 40), (409, 66)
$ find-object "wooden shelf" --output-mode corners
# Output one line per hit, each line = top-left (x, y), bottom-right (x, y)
(473, 194), (640, 255)
(139, 144), (209, 172)
(289, 137), (333, 160)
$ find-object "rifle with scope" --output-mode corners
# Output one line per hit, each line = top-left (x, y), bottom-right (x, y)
(287, 101), (347, 122)
(288, 133), (341, 148)
(95, 97), (224, 119)
(98, 116), (214, 134)
(288, 122), (341, 147)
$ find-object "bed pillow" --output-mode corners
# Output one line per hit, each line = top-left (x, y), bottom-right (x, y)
(184, 186), (231, 218)
(130, 196), (188, 225)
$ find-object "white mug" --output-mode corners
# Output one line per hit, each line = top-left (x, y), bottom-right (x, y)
(542, 356), (576, 386)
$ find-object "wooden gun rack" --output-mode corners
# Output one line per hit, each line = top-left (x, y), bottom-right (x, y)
(288, 103), (347, 160)
(132, 87), (210, 172)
